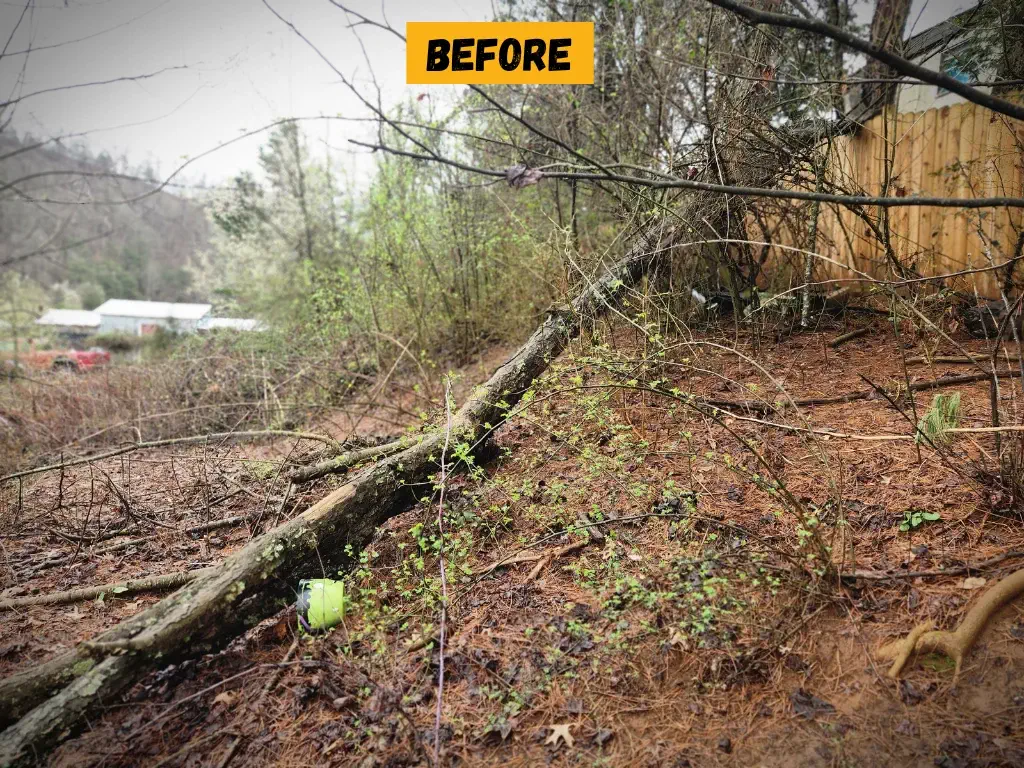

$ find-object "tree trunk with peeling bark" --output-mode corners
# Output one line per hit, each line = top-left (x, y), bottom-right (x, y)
(0, 222), (675, 767)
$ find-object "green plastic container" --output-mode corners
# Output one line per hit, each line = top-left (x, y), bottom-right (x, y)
(296, 578), (347, 633)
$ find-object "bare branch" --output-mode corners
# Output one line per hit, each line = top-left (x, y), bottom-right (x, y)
(0, 66), (190, 111)
(704, 0), (1024, 120)
(350, 138), (1024, 209)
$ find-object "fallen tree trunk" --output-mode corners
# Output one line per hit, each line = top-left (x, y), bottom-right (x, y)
(0, 225), (670, 766)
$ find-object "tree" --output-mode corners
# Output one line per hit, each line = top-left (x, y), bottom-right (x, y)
(77, 281), (105, 310)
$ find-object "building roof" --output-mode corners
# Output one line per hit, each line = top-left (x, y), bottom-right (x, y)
(840, 4), (984, 128)
(93, 299), (212, 321)
(35, 309), (101, 328)
(903, 6), (981, 61)
(198, 317), (265, 332)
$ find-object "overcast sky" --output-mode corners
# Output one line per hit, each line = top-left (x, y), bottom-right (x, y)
(0, 0), (495, 187)
(0, 0), (969, 188)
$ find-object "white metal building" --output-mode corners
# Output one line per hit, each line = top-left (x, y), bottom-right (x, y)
(34, 309), (102, 346)
(35, 309), (101, 332)
(92, 300), (212, 335)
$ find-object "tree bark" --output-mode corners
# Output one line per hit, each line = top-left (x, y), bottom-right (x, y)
(0, 223), (674, 766)
(862, 0), (912, 108)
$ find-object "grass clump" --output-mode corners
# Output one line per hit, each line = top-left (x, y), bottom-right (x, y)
(916, 392), (961, 445)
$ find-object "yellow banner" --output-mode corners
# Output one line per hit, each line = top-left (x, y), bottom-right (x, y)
(406, 22), (594, 85)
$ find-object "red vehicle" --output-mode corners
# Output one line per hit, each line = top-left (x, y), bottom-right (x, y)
(14, 348), (112, 372)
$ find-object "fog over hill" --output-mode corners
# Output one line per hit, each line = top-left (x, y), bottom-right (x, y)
(0, 133), (211, 309)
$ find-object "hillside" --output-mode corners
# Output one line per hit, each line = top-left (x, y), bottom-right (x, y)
(0, 132), (212, 307)
(2, 322), (1024, 767)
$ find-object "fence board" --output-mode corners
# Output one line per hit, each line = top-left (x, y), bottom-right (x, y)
(757, 101), (1023, 297)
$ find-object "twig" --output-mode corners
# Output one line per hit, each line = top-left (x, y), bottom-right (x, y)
(471, 512), (788, 583)
(578, 512), (605, 543)
(216, 736), (242, 768)
(705, 370), (1024, 413)
(271, 481), (294, 528)
(260, 637), (299, 699)
(720, 411), (1024, 441)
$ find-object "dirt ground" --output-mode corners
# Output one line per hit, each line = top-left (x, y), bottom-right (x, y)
(2, 318), (1024, 767)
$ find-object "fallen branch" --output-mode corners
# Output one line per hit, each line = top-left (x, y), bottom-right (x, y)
(829, 327), (870, 348)
(16, 516), (253, 578)
(288, 439), (408, 484)
(1, 430), (341, 484)
(95, 536), (155, 556)
(705, 370), (1023, 413)
(905, 354), (1023, 366)
(525, 542), (588, 582)
(0, 569), (213, 611)
(876, 567), (1024, 679)
(843, 550), (1024, 582)
(186, 515), (252, 537)
(0, 223), (667, 765)
(724, 412), (1024, 442)
(704, 0), (1024, 121)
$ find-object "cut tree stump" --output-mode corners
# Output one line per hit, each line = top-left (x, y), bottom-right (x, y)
(0, 223), (672, 767)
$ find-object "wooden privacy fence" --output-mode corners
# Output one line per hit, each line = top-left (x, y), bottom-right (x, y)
(752, 101), (1023, 297)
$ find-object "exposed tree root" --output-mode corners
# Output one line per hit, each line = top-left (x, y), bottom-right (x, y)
(0, 569), (213, 611)
(0, 225), (668, 766)
(876, 567), (1024, 679)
